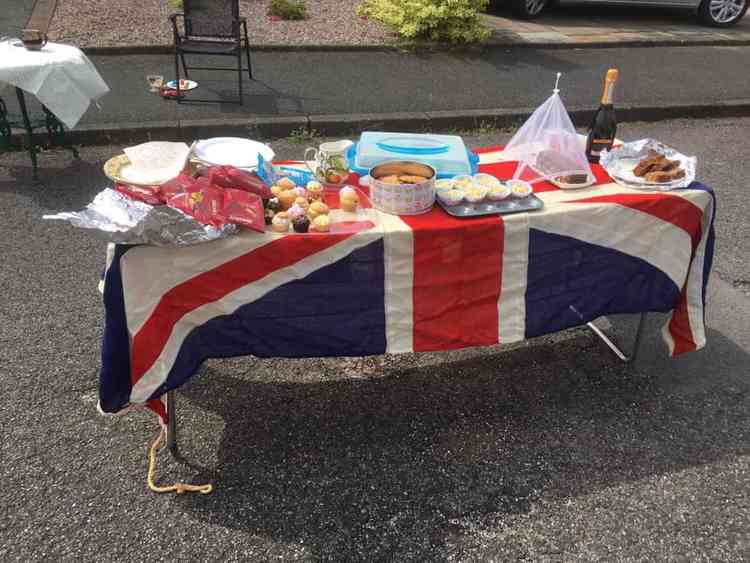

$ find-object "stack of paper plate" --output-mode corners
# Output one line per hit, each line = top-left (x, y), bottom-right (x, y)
(192, 137), (275, 170)
(103, 141), (192, 186)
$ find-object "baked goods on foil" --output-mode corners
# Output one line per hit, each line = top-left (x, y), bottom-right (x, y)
(600, 139), (696, 191)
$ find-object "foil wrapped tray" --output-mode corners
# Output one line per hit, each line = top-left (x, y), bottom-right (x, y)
(43, 188), (235, 246)
(600, 138), (696, 191)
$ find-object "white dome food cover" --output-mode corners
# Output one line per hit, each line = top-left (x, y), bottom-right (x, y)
(503, 84), (593, 185)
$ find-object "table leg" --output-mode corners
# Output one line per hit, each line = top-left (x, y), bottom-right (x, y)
(586, 312), (646, 364)
(0, 97), (11, 151)
(166, 390), (179, 456)
(42, 105), (79, 159)
(15, 88), (38, 180)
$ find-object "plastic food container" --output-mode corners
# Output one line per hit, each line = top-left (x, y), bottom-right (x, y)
(368, 161), (436, 215)
(354, 132), (476, 178)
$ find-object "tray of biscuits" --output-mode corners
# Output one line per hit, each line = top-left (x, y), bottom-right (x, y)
(600, 139), (696, 191)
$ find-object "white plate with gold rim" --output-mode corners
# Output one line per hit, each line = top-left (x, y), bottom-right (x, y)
(103, 154), (179, 186)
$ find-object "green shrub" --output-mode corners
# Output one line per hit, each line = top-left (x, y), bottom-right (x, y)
(167, 0), (183, 10)
(358, 0), (490, 43)
(268, 0), (307, 20)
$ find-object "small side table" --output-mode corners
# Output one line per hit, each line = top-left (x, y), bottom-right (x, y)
(0, 87), (79, 179)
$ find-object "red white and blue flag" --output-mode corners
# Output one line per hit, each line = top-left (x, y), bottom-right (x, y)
(98, 151), (715, 420)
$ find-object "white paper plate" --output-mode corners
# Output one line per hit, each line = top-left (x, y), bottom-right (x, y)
(192, 137), (275, 169)
(548, 173), (596, 190)
(165, 79), (198, 91)
(103, 154), (178, 186)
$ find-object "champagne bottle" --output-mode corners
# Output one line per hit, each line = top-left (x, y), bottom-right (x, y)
(586, 68), (619, 163)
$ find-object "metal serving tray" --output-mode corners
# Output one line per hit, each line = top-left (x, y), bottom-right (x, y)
(437, 194), (544, 217)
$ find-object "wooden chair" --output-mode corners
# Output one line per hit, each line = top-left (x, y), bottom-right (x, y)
(169, 0), (253, 105)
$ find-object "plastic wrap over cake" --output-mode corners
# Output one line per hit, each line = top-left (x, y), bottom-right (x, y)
(503, 90), (594, 185)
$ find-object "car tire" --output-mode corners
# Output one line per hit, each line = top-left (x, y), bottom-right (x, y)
(512, 0), (549, 19)
(698, 0), (748, 26)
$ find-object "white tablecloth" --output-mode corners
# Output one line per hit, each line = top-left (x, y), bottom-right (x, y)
(0, 41), (109, 129)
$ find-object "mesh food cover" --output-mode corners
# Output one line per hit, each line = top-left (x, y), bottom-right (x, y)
(503, 76), (593, 186)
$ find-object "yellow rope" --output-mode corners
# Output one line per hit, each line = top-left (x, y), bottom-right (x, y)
(147, 428), (213, 495)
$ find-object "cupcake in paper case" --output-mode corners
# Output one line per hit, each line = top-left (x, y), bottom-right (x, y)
(306, 181), (324, 201)
(277, 177), (296, 190)
(487, 183), (511, 201)
(271, 211), (290, 233)
(435, 179), (455, 194)
(311, 214), (331, 233)
(292, 215), (310, 233)
(473, 173), (501, 190)
(266, 197), (282, 212)
(464, 185), (488, 203)
(508, 180), (533, 198)
(308, 201), (329, 221)
(278, 189), (297, 210)
(287, 203), (306, 220)
(438, 189), (465, 206)
(452, 175), (475, 190)
(264, 208), (276, 225)
(339, 186), (359, 212)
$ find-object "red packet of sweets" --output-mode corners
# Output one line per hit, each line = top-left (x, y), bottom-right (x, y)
(192, 185), (227, 227)
(222, 188), (265, 232)
(159, 173), (198, 201)
(167, 185), (226, 227)
(208, 166), (272, 199)
(115, 182), (162, 205)
(168, 190), (203, 217)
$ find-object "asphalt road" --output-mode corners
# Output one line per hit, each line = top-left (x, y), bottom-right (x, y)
(2, 117), (750, 561)
(0, 0), (33, 39)
(3, 45), (750, 129)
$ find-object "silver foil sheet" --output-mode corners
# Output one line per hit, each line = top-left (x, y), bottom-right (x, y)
(600, 138), (697, 191)
(43, 188), (235, 246)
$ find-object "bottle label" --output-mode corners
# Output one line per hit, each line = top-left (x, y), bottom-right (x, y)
(601, 69), (618, 105)
(588, 139), (613, 159)
(602, 82), (616, 105)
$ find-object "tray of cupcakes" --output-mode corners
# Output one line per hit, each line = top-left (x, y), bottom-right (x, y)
(435, 174), (543, 217)
(265, 178), (378, 235)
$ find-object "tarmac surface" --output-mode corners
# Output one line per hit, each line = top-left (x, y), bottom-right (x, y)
(0, 0), (33, 39)
(3, 45), (750, 135)
(1, 117), (750, 560)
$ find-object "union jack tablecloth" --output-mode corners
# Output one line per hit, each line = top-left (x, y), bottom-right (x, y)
(98, 148), (715, 420)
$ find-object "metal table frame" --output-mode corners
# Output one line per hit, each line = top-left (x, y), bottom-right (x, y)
(0, 87), (79, 179)
(163, 312), (647, 455)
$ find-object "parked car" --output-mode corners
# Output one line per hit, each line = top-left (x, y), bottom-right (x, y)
(508, 0), (748, 27)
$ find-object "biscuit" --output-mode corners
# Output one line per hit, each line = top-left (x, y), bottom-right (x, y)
(379, 175), (402, 184)
(398, 175), (428, 184)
